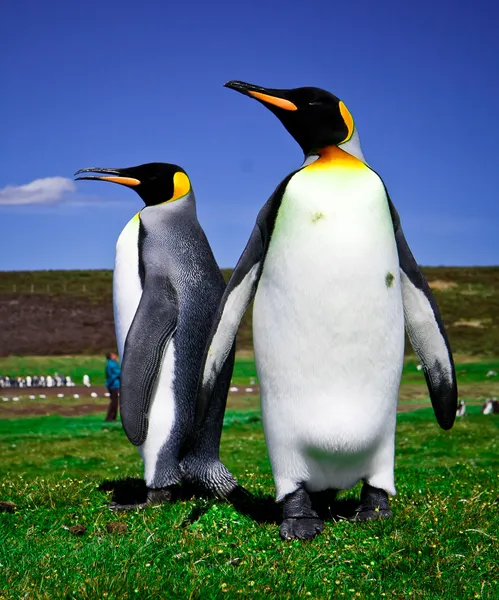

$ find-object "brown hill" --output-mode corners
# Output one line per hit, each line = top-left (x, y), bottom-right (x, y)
(0, 267), (497, 356)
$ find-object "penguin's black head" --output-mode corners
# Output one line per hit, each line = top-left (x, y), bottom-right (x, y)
(74, 162), (191, 206)
(224, 81), (355, 156)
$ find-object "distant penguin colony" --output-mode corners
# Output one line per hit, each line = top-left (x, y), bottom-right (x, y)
(0, 374), (76, 388)
(73, 80), (460, 539)
(75, 163), (237, 507)
(199, 81), (457, 540)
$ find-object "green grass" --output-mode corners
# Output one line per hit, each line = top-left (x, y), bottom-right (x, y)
(0, 355), (259, 386)
(2, 355), (499, 387)
(0, 406), (498, 599)
(0, 355), (261, 387)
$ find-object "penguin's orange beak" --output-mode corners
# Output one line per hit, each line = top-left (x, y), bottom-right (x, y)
(74, 167), (141, 187)
(224, 81), (298, 111)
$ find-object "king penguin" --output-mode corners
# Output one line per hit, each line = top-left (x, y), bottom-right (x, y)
(75, 162), (237, 505)
(198, 82), (458, 539)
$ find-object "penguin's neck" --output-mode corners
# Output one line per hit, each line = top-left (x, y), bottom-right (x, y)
(339, 128), (367, 164)
(301, 128), (367, 168)
(141, 191), (197, 219)
(303, 146), (365, 172)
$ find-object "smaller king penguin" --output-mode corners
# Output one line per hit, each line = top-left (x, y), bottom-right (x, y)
(75, 163), (237, 506)
(198, 82), (458, 540)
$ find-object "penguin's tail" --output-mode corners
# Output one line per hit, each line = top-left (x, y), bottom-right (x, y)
(179, 455), (238, 498)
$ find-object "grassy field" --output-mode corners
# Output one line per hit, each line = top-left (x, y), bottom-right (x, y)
(2, 354), (499, 390)
(1, 266), (499, 355)
(0, 355), (261, 387)
(0, 405), (498, 599)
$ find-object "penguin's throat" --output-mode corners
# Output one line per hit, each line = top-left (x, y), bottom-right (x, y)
(303, 146), (365, 171)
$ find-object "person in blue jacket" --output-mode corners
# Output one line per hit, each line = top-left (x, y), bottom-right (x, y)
(105, 352), (121, 422)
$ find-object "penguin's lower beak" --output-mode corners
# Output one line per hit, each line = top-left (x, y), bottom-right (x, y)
(224, 81), (298, 111)
(74, 167), (141, 187)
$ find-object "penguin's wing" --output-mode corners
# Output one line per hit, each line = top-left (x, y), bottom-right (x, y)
(196, 173), (296, 423)
(120, 276), (178, 446)
(388, 198), (458, 430)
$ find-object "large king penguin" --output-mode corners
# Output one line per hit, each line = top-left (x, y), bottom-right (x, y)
(75, 163), (237, 505)
(198, 82), (458, 539)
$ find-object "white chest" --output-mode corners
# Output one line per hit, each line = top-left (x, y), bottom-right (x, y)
(113, 215), (143, 358)
(253, 164), (405, 395)
(269, 166), (397, 268)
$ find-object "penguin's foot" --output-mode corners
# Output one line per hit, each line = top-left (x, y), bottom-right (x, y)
(351, 483), (393, 522)
(280, 517), (325, 540)
(109, 486), (174, 511)
(180, 456), (238, 499)
(279, 486), (324, 541)
(147, 487), (174, 505)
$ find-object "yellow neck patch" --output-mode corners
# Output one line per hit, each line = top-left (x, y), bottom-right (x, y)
(339, 101), (354, 144)
(304, 145), (365, 171)
(168, 171), (191, 203)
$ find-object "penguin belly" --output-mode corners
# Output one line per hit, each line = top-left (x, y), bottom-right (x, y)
(113, 214), (177, 487)
(138, 341), (177, 486)
(113, 214), (142, 359)
(253, 164), (405, 501)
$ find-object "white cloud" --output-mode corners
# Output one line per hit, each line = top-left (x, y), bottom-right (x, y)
(0, 177), (76, 206)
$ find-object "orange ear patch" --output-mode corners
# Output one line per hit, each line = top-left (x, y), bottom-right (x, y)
(339, 101), (354, 143)
(169, 171), (191, 202)
(248, 91), (298, 111)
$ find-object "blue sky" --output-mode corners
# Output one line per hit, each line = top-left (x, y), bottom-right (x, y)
(1, 0), (498, 270)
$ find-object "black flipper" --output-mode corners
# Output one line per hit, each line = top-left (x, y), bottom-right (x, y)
(120, 275), (178, 446)
(196, 172), (297, 425)
(388, 197), (458, 430)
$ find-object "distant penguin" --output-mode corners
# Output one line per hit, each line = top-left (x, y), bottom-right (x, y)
(199, 81), (457, 540)
(75, 162), (237, 506)
(456, 400), (466, 417)
(482, 398), (499, 414)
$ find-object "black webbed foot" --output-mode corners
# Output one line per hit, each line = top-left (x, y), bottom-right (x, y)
(109, 486), (173, 511)
(351, 482), (392, 521)
(280, 517), (325, 540)
(279, 486), (324, 540)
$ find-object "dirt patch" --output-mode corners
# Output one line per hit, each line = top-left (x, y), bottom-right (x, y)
(0, 385), (108, 398)
(397, 404), (427, 413)
(428, 280), (457, 291)
(0, 398), (438, 418)
(0, 293), (115, 356)
(0, 403), (108, 418)
(66, 525), (86, 536)
(0, 501), (16, 513)
(106, 522), (128, 534)
(453, 319), (486, 328)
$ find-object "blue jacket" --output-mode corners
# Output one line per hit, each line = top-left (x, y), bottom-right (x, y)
(105, 359), (121, 390)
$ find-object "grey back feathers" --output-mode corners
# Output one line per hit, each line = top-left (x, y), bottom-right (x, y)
(120, 191), (227, 446)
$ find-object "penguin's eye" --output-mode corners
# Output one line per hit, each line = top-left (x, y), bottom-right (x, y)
(291, 89), (317, 106)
